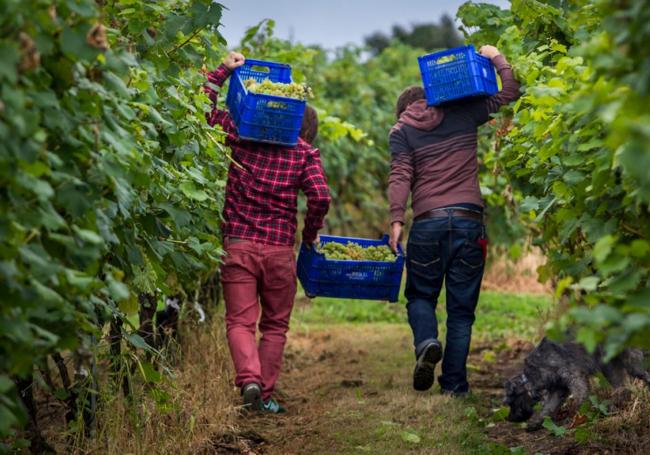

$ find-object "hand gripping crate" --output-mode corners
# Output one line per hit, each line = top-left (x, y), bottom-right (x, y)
(418, 44), (499, 106)
(225, 59), (306, 146)
(297, 235), (405, 303)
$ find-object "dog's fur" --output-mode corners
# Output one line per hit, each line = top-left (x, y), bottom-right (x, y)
(504, 338), (650, 431)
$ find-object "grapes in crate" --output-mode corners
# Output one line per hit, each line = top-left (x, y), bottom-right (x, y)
(317, 241), (397, 262)
(244, 78), (313, 101)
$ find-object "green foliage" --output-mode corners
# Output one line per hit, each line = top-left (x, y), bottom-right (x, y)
(542, 415), (567, 437)
(0, 0), (229, 435)
(582, 394), (610, 417)
(457, 0), (650, 357)
(490, 406), (510, 423)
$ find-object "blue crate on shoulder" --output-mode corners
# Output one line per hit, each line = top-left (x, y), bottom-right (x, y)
(225, 59), (306, 146)
(297, 235), (405, 303)
(418, 44), (499, 106)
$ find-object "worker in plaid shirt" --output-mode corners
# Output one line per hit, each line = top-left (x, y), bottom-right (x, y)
(204, 52), (330, 413)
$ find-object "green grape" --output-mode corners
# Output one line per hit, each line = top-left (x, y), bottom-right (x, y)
(316, 241), (397, 262)
(243, 78), (313, 101)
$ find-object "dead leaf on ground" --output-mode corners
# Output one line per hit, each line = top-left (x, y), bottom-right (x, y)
(569, 413), (588, 429)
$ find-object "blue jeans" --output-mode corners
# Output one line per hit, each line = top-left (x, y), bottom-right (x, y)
(405, 214), (486, 393)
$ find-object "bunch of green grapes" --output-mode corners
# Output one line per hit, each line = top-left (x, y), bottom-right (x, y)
(363, 245), (398, 262)
(244, 78), (313, 100)
(317, 241), (397, 262)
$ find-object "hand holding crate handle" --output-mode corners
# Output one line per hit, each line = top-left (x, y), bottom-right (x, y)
(389, 222), (403, 254)
(223, 51), (245, 71)
(478, 45), (501, 60)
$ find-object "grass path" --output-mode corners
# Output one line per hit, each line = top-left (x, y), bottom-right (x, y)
(216, 292), (568, 454)
(249, 323), (495, 454)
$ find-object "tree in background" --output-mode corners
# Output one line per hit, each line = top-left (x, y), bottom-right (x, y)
(364, 15), (462, 56)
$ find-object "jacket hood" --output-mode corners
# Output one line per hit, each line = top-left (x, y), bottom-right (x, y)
(398, 99), (444, 131)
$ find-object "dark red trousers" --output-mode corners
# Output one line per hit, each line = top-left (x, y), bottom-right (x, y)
(220, 238), (297, 400)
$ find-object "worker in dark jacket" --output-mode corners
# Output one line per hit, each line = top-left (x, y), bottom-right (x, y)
(388, 45), (521, 396)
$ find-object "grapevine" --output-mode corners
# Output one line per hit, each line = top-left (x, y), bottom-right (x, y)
(0, 0), (227, 442)
(458, 0), (650, 357)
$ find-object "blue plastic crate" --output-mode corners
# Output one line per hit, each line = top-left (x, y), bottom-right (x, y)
(297, 235), (405, 303)
(418, 45), (499, 106)
(225, 59), (306, 146)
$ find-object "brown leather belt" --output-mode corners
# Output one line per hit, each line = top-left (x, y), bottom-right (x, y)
(414, 208), (483, 223)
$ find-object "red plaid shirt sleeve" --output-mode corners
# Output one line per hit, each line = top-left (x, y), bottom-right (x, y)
(300, 148), (331, 243)
(204, 64), (239, 145)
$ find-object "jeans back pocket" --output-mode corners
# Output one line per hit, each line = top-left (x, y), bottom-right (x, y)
(454, 239), (485, 280)
(407, 240), (442, 280)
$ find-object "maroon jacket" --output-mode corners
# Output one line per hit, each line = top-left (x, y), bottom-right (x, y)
(388, 54), (521, 224)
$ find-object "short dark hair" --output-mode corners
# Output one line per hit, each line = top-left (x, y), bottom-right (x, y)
(395, 86), (425, 119)
(300, 105), (318, 144)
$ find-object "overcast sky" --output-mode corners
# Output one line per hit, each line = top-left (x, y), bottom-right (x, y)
(219, 0), (510, 49)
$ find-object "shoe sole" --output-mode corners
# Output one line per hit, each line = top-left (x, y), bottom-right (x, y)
(413, 343), (442, 391)
(242, 385), (263, 411)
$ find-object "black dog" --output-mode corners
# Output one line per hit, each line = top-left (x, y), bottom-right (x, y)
(504, 337), (650, 431)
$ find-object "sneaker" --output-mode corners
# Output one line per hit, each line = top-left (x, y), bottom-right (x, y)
(242, 383), (263, 411)
(413, 340), (442, 391)
(262, 397), (287, 414)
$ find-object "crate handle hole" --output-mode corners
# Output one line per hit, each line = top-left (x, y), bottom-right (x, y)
(267, 101), (288, 109)
(250, 65), (271, 73)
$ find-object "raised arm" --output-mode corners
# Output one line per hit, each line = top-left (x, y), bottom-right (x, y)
(470, 45), (521, 125)
(300, 148), (331, 245)
(388, 126), (414, 251)
(204, 52), (246, 144)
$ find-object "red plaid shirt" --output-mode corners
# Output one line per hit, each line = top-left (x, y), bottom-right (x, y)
(204, 64), (330, 246)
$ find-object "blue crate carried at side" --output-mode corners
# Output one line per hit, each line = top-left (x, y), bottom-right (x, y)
(297, 235), (405, 303)
(418, 45), (499, 106)
(225, 59), (306, 146)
